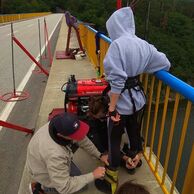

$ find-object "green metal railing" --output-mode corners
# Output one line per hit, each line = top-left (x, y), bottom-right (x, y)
(79, 23), (194, 194)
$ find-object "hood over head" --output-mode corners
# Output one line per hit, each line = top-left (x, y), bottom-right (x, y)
(106, 7), (135, 41)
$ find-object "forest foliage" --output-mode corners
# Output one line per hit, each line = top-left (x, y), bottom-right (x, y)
(2, 0), (194, 83)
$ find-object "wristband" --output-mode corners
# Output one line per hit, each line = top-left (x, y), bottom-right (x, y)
(108, 110), (117, 117)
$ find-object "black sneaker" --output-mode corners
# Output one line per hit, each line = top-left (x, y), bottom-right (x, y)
(121, 148), (143, 174)
(29, 182), (47, 194)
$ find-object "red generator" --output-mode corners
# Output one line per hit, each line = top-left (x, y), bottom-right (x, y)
(62, 75), (108, 119)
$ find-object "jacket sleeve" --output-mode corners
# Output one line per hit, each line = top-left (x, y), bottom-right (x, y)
(47, 154), (94, 194)
(145, 44), (171, 73)
(78, 136), (101, 159)
(103, 42), (128, 94)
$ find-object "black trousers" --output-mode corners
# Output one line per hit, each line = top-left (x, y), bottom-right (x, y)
(108, 109), (144, 169)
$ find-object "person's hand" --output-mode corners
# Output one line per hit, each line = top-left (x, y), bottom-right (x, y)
(93, 167), (106, 179)
(125, 157), (136, 169)
(108, 110), (120, 122)
(132, 153), (142, 167)
(100, 154), (109, 166)
(110, 113), (120, 122)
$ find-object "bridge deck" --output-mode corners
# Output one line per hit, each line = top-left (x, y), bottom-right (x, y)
(19, 16), (163, 194)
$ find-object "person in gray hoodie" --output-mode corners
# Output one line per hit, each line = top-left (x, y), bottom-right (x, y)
(95, 6), (171, 194)
(27, 112), (108, 194)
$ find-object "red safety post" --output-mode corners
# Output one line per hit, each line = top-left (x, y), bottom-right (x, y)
(13, 36), (49, 76)
(1, 23), (30, 102)
(0, 120), (34, 134)
(56, 11), (84, 59)
(44, 18), (53, 66)
(117, 0), (122, 9)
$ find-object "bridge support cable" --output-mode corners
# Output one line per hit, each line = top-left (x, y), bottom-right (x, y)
(0, 23), (30, 102)
(0, 120), (34, 134)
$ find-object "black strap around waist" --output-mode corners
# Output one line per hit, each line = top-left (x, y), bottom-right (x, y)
(122, 75), (140, 92)
(122, 76), (145, 113)
(102, 75), (146, 114)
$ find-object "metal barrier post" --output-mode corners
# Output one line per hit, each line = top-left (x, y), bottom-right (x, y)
(0, 23), (30, 102)
(0, 120), (33, 134)
(182, 144), (194, 194)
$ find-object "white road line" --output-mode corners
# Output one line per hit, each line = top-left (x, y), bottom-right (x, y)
(0, 15), (63, 131)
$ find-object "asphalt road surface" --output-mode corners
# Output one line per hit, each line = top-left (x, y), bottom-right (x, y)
(0, 14), (62, 194)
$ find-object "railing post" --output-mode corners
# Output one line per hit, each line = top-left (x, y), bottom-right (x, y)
(182, 144), (194, 194)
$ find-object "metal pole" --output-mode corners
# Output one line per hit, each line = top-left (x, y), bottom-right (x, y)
(38, 19), (42, 64)
(11, 23), (16, 95)
(44, 18), (53, 66)
(117, 0), (122, 9)
(44, 18), (47, 59)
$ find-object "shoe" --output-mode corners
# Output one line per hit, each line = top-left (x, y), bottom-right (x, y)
(29, 182), (47, 194)
(120, 148), (142, 174)
(95, 167), (118, 194)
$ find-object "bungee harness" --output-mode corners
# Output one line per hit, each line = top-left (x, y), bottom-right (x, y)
(103, 75), (146, 115)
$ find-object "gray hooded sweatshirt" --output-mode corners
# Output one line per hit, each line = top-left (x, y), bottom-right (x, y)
(104, 7), (171, 115)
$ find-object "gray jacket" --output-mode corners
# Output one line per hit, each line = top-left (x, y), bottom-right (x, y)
(26, 123), (101, 194)
(104, 7), (171, 115)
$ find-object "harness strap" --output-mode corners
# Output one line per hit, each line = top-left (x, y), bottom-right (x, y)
(128, 87), (137, 113)
(122, 75), (146, 114)
(102, 75), (146, 114)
